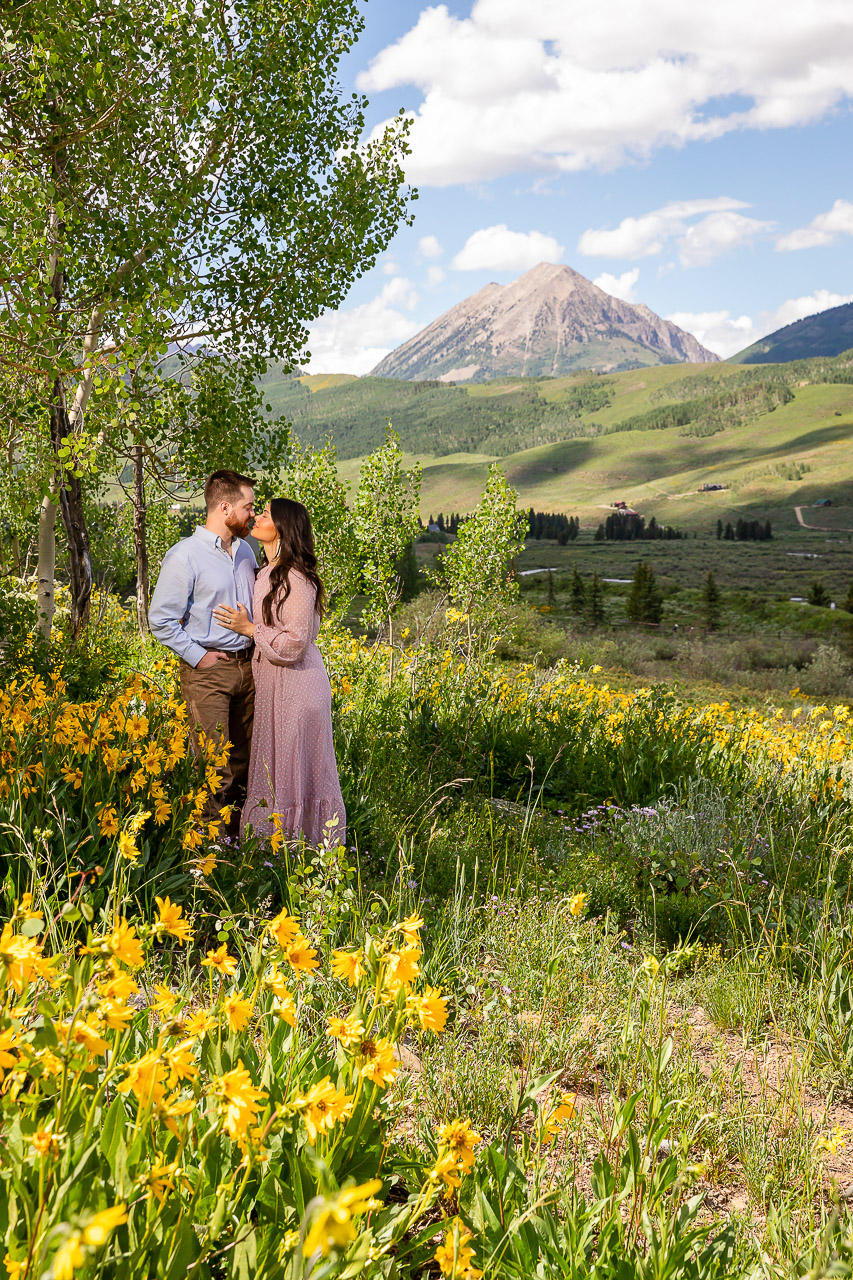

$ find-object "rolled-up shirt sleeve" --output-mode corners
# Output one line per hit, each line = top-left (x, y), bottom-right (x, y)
(253, 574), (317, 666)
(149, 548), (207, 668)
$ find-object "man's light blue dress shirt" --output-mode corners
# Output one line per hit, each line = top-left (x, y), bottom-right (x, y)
(149, 526), (257, 667)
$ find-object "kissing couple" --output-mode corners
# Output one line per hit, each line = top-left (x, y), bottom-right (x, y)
(149, 469), (346, 849)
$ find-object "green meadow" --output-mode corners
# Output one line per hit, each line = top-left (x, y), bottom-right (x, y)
(267, 358), (853, 526)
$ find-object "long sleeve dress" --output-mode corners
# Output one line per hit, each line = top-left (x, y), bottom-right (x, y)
(240, 566), (346, 847)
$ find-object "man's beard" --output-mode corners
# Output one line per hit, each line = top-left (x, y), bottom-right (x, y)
(225, 511), (252, 539)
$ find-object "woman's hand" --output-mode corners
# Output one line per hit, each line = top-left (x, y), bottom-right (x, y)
(213, 602), (255, 639)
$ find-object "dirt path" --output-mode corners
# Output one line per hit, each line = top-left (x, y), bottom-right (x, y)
(795, 505), (853, 532)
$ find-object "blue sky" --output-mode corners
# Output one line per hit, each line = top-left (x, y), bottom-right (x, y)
(306, 0), (853, 371)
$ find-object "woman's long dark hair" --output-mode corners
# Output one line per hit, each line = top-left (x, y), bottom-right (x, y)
(261, 498), (326, 624)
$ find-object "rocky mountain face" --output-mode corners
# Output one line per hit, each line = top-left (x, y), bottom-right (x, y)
(370, 262), (719, 381)
(730, 301), (853, 364)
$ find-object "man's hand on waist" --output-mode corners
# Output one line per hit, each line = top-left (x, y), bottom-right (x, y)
(196, 650), (226, 670)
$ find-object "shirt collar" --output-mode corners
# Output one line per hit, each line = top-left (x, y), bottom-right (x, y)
(194, 526), (241, 553)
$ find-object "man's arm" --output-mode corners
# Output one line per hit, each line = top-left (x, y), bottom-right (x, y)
(149, 547), (207, 667)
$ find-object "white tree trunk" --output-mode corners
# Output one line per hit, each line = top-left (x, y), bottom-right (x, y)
(37, 491), (57, 640)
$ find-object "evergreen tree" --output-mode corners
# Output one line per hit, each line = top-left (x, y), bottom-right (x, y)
(716, 519), (723, 540)
(589, 572), (605, 623)
(627, 560), (663, 624)
(570, 569), (586, 614)
(702, 569), (721, 631)
(844, 582), (853, 613)
(594, 523), (606, 541)
(724, 522), (734, 541)
(808, 580), (830, 607)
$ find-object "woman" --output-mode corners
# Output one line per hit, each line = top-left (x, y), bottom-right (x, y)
(213, 498), (346, 847)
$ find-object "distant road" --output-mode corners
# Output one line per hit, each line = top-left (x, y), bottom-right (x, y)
(794, 505), (853, 532)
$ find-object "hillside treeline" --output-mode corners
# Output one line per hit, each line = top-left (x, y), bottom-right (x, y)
(717, 518), (773, 541)
(610, 380), (794, 439)
(527, 510), (579, 543)
(594, 514), (685, 542)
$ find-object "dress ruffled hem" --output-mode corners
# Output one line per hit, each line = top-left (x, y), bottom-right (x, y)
(241, 796), (346, 848)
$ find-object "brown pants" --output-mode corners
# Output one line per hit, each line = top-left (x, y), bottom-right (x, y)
(179, 654), (255, 827)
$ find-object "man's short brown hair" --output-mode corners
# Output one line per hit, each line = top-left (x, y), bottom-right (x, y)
(204, 469), (255, 511)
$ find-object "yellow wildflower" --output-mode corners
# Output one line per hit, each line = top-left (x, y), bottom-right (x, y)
(184, 1008), (215, 1039)
(142, 1158), (178, 1203)
(99, 999), (134, 1032)
(151, 984), (178, 1016)
(434, 1218), (482, 1279)
(212, 1060), (267, 1145)
(30, 1121), (60, 1157)
(293, 1077), (354, 1142)
(164, 1039), (198, 1088)
(384, 945), (420, 993)
(107, 918), (144, 969)
(398, 912), (424, 945)
(201, 944), (238, 977)
(302, 1180), (382, 1258)
(327, 1013), (365, 1049)
(358, 1036), (398, 1088)
(542, 1093), (576, 1143)
(53, 1234), (85, 1280)
(275, 992), (298, 1025)
(154, 897), (193, 945)
(223, 994), (254, 1033)
(153, 798), (172, 825)
(286, 934), (319, 973)
(407, 986), (449, 1033)
(82, 1204), (128, 1247)
(117, 832), (139, 863)
(330, 948), (365, 987)
(99, 967), (138, 1003)
(568, 892), (588, 918)
(268, 908), (300, 950)
(438, 1118), (482, 1173)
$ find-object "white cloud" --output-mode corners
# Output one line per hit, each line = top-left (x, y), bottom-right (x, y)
(381, 260), (400, 275)
(452, 223), (565, 271)
(593, 268), (640, 302)
(578, 198), (770, 266)
(777, 199), (853, 251)
(764, 288), (853, 329)
(427, 265), (447, 287)
(358, 1), (853, 185)
(305, 279), (421, 375)
(677, 211), (773, 266)
(665, 310), (756, 359)
(668, 288), (853, 359)
(417, 234), (445, 260)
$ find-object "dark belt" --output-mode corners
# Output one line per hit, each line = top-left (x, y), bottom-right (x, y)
(199, 646), (253, 663)
(221, 647), (253, 663)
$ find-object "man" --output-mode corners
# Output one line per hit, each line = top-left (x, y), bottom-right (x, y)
(150, 470), (257, 830)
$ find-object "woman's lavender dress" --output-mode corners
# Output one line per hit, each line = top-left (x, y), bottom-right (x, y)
(241, 567), (346, 846)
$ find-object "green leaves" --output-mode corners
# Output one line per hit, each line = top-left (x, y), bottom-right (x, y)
(352, 424), (421, 638)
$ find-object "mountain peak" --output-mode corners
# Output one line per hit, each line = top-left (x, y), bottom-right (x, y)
(370, 264), (718, 381)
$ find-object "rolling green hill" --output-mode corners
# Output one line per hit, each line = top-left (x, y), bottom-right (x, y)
(263, 352), (853, 528)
